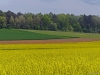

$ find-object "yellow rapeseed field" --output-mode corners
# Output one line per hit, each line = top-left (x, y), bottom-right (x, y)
(0, 41), (100, 75)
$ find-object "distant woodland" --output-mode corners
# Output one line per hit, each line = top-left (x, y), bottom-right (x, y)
(0, 10), (100, 33)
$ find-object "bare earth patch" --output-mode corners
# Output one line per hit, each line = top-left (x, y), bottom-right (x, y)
(0, 38), (100, 44)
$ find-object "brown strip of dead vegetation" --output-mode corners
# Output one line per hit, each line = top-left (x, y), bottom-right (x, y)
(0, 38), (100, 44)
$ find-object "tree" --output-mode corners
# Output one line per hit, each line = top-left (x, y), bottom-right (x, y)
(9, 16), (15, 28)
(15, 17), (20, 28)
(0, 10), (6, 16)
(17, 12), (23, 17)
(57, 14), (70, 31)
(0, 16), (7, 28)
(6, 10), (16, 24)
(33, 15), (41, 30)
(41, 15), (52, 30)
(48, 22), (57, 31)
(0, 10), (100, 33)
(18, 15), (26, 29)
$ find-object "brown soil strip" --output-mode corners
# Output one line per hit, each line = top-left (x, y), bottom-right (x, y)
(0, 38), (99, 44)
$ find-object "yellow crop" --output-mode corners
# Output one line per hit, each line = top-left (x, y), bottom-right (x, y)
(0, 41), (100, 75)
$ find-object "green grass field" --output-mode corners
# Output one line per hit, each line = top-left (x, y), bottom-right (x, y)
(0, 29), (100, 41)
(0, 29), (77, 40)
(22, 29), (100, 39)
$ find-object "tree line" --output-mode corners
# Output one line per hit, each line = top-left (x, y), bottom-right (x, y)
(0, 10), (100, 33)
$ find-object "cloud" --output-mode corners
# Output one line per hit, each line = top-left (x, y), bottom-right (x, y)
(81, 0), (100, 5)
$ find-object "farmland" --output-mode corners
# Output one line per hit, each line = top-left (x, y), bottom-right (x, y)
(0, 29), (100, 41)
(22, 29), (100, 39)
(0, 29), (100, 75)
(0, 29), (74, 41)
(0, 41), (100, 75)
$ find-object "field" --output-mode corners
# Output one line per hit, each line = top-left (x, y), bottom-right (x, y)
(0, 29), (100, 41)
(0, 42), (100, 75)
(22, 29), (100, 39)
(0, 29), (100, 75)
(0, 29), (77, 41)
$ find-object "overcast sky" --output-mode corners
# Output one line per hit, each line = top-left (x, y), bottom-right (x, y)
(0, 0), (100, 15)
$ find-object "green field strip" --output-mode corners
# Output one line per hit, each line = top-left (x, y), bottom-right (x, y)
(0, 29), (78, 40)
(22, 29), (100, 39)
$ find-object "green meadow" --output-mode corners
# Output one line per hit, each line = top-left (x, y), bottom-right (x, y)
(0, 29), (75, 40)
(22, 29), (100, 39)
(0, 29), (100, 41)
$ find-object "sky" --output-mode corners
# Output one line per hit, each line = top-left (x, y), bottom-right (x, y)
(0, 0), (100, 15)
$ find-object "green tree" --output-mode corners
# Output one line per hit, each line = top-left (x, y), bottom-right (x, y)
(33, 15), (41, 30)
(15, 17), (20, 29)
(42, 15), (52, 30)
(9, 16), (15, 28)
(0, 10), (6, 16)
(0, 16), (7, 28)
(57, 14), (70, 31)
(18, 15), (26, 28)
